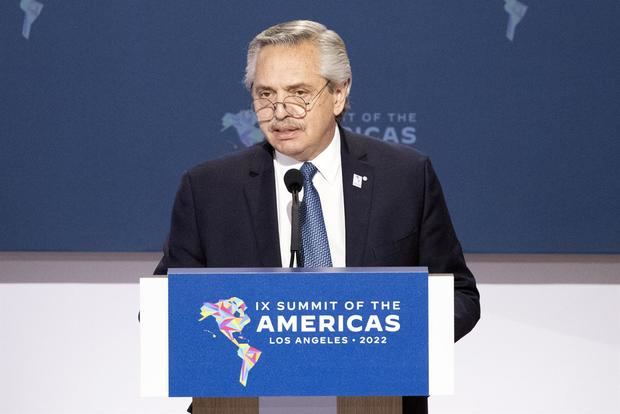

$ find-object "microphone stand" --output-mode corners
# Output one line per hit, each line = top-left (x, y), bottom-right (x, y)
(289, 188), (302, 267)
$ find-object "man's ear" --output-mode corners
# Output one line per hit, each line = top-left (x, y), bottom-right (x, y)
(332, 78), (351, 116)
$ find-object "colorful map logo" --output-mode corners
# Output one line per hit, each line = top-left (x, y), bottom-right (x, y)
(199, 297), (262, 386)
(221, 110), (264, 148)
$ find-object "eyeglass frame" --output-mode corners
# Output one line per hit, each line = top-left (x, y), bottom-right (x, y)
(251, 81), (331, 122)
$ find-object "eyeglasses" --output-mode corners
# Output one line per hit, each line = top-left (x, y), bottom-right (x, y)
(252, 81), (330, 122)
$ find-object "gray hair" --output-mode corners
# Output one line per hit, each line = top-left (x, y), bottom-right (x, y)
(244, 20), (352, 117)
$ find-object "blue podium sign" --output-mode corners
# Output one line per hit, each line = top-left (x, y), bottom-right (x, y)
(167, 268), (429, 397)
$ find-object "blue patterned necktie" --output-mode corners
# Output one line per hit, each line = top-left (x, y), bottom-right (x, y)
(299, 162), (333, 267)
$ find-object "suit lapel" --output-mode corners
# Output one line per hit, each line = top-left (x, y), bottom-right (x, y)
(340, 128), (374, 267)
(244, 143), (282, 267)
(244, 129), (373, 268)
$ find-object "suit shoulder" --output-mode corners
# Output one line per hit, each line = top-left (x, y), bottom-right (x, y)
(185, 142), (271, 179)
(343, 129), (429, 166)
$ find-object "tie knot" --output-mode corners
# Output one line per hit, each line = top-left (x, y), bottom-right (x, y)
(300, 162), (318, 182)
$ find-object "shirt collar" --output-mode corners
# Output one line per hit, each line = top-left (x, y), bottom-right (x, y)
(274, 127), (341, 183)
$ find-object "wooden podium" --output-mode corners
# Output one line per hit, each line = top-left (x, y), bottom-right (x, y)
(191, 396), (401, 414)
(140, 269), (452, 414)
(192, 397), (258, 414)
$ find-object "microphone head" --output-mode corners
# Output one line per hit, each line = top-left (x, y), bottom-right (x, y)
(284, 168), (303, 193)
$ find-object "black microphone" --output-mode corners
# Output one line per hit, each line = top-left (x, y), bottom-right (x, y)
(284, 169), (303, 193)
(284, 169), (303, 267)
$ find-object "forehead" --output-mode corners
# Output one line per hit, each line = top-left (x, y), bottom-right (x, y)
(253, 41), (323, 89)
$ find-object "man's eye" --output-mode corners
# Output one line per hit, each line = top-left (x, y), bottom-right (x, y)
(258, 91), (273, 99)
(295, 90), (308, 97)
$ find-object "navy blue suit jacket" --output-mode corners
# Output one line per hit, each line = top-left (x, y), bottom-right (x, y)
(155, 127), (480, 341)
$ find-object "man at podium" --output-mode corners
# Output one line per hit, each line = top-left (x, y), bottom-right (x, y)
(155, 19), (480, 414)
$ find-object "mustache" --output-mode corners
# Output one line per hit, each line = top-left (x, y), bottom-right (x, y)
(269, 119), (305, 131)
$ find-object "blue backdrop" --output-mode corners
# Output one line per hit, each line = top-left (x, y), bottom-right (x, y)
(2, 1), (619, 252)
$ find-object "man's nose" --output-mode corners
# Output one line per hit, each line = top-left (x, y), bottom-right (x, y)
(273, 101), (289, 120)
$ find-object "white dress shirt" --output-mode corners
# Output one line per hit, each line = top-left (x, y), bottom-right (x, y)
(273, 127), (346, 267)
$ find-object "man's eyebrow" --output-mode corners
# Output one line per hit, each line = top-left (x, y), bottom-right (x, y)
(283, 83), (313, 91)
(253, 83), (314, 92)
(252, 84), (274, 92)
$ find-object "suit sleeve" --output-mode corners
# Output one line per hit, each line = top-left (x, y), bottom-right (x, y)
(419, 159), (480, 341)
(154, 171), (206, 275)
